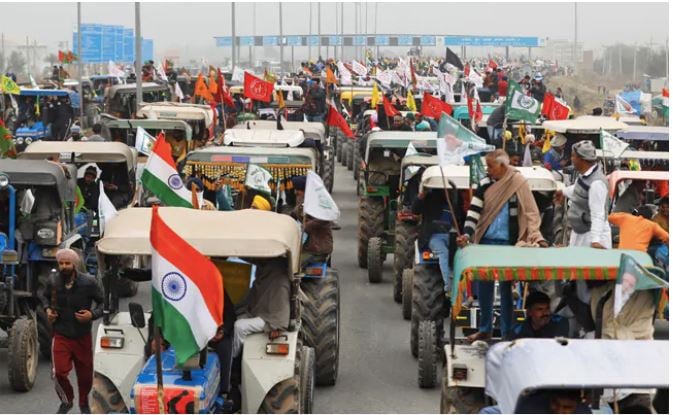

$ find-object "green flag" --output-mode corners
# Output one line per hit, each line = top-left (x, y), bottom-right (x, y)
(614, 254), (668, 317)
(437, 113), (494, 166)
(505, 80), (541, 123)
(244, 164), (273, 195)
(468, 155), (487, 189)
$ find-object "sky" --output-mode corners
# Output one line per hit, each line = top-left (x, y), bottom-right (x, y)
(0, 1), (669, 65)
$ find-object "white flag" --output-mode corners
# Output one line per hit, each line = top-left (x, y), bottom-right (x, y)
(155, 63), (168, 82)
(98, 181), (118, 236)
(522, 144), (533, 167)
(600, 129), (629, 158)
(29, 75), (38, 89)
(174, 81), (184, 101)
(404, 143), (420, 178)
(376, 71), (392, 87)
(108, 61), (125, 77)
(391, 71), (404, 86)
(615, 94), (637, 115)
(232, 67), (245, 83)
(134, 127), (156, 156)
(304, 171), (340, 222)
(244, 164), (273, 195)
(337, 61), (352, 85)
(351, 60), (368, 77)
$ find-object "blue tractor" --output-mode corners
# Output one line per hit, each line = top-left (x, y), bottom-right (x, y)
(11, 89), (76, 152)
(0, 159), (89, 391)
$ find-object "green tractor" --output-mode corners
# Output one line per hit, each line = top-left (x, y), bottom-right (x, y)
(356, 131), (437, 281)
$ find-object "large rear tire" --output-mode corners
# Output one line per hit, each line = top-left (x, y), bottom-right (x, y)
(357, 198), (385, 268)
(300, 272), (340, 386)
(411, 265), (444, 358)
(367, 237), (384, 283)
(299, 346), (315, 413)
(335, 135), (343, 162)
(321, 146), (335, 194)
(552, 203), (568, 246)
(117, 277), (138, 298)
(91, 372), (128, 414)
(393, 222), (418, 303)
(340, 141), (349, 167)
(8, 317), (38, 392)
(418, 320), (438, 388)
(402, 268), (413, 320)
(352, 140), (361, 180)
(258, 377), (300, 414)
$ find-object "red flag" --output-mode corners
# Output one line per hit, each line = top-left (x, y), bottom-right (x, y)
(464, 63), (470, 77)
(421, 92), (453, 120)
(244, 72), (274, 103)
(215, 68), (235, 108)
(488, 59), (498, 69)
(382, 95), (401, 117)
(58, 50), (64, 63)
(542, 92), (570, 120)
(327, 104), (354, 138)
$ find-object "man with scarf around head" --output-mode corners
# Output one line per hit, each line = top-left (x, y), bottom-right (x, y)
(457, 149), (547, 342)
(41, 248), (104, 414)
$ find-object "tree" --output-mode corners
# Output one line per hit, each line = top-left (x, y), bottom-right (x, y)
(7, 51), (26, 76)
(44, 53), (59, 67)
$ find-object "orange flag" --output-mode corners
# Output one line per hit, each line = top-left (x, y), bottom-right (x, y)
(208, 73), (218, 96)
(326, 66), (338, 85)
(194, 73), (214, 102)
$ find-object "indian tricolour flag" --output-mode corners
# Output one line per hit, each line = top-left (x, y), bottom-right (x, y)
(663, 88), (669, 119)
(140, 133), (193, 208)
(150, 206), (224, 365)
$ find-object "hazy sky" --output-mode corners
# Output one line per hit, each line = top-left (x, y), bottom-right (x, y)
(1, 2), (669, 63)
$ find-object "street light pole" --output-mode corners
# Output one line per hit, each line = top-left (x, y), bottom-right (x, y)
(318, 2), (321, 60)
(279, 2), (284, 78)
(231, 2), (236, 71)
(77, 2), (84, 125)
(134, 2), (142, 115)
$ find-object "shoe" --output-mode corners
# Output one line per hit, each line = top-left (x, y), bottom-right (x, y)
(79, 405), (91, 414)
(57, 401), (73, 414)
(466, 331), (492, 344)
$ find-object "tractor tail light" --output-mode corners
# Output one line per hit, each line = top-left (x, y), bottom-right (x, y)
(100, 336), (124, 349)
(452, 364), (468, 381)
(422, 251), (433, 260)
(266, 343), (290, 355)
(367, 186), (377, 193)
(305, 267), (323, 276)
(397, 211), (417, 221)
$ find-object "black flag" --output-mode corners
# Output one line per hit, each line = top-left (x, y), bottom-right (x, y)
(276, 111), (284, 130)
(440, 47), (464, 72)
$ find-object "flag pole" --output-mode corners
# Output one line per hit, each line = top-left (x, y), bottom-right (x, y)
(153, 323), (165, 414)
(438, 166), (462, 233)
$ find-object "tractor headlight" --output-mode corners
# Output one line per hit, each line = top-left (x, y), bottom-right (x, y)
(0, 174), (9, 189)
(36, 228), (56, 240)
(25, 137), (33, 145)
(15, 137), (24, 145)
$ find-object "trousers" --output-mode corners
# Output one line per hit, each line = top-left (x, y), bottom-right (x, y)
(477, 238), (513, 337)
(232, 316), (265, 358)
(52, 333), (93, 407)
(428, 233), (452, 292)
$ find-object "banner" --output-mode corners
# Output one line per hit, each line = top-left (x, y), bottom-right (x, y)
(304, 171), (340, 221)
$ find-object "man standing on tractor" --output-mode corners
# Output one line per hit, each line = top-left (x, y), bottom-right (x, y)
(291, 176), (333, 264)
(554, 140), (612, 335)
(41, 248), (104, 414)
(457, 149), (547, 342)
(303, 78), (327, 122)
(543, 135), (568, 171)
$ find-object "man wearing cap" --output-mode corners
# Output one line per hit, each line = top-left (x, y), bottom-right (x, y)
(543, 134), (568, 171)
(68, 125), (82, 142)
(554, 140), (611, 333)
(41, 249), (104, 414)
(77, 166), (99, 212)
(401, 112), (415, 131)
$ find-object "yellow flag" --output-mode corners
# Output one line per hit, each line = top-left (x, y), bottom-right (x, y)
(517, 122), (526, 144)
(371, 82), (380, 109)
(542, 130), (552, 153)
(276, 89), (285, 109)
(1, 75), (21, 95)
(406, 89), (417, 112)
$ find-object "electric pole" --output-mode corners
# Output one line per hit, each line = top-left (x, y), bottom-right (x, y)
(279, 2), (284, 77)
(318, 2), (321, 60)
(573, 2), (578, 70)
(340, 3), (344, 61)
(308, 3), (312, 62)
(231, 2), (236, 70)
(134, 2), (142, 114)
(77, 2), (83, 124)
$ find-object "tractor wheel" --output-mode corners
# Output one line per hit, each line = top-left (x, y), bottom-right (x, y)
(440, 385), (485, 414)
(367, 237), (384, 283)
(418, 320), (438, 388)
(321, 146), (335, 194)
(552, 203), (569, 246)
(393, 222), (418, 303)
(335, 136), (343, 162)
(352, 140), (361, 180)
(8, 317), (38, 392)
(36, 308), (52, 360)
(258, 378), (300, 413)
(299, 346), (315, 413)
(91, 372), (129, 414)
(357, 198), (385, 268)
(340, 142), (349, 167)
(411, 265), (444, 358)
(402, 268), (413, 321)
(345, 143), (354, 171)
(300, 271), (340, 386)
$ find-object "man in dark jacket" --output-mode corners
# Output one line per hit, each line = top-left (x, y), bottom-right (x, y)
(512, 291), (569, 339)
(304, 79), (327, 122)
(77, 166), (99, 212)
(291, 176), (333, 261)
(42, 248), (104, 414)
